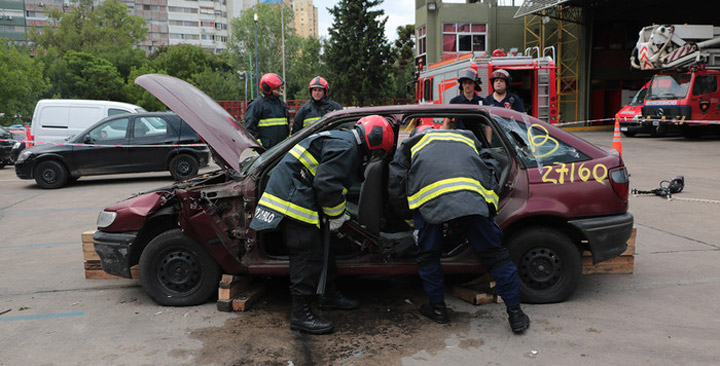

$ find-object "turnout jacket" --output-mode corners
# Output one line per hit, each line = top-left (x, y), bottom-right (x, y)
(250, 129), (366, 231)
(292, 97), (343, 134)
(388, 129), (501, 225)
(244, 93), (290, 149)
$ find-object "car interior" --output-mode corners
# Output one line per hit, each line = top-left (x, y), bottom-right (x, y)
(255, 112), (514, 263)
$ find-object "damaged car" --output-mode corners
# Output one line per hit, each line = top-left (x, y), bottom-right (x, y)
(93, 74), (634, 306)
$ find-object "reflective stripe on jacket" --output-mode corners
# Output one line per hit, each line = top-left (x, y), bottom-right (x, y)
(249, 129), (364, 231)
(244, 94), (290, 149)
(388, 129), (500, 225)
(292, 97), (343, 134)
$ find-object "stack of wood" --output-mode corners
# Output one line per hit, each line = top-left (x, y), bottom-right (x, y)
(81, 230), (138, 279)
(216, 274), (266, 312)
(452, 227), (637, 305)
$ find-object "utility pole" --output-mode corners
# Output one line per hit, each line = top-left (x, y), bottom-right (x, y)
(254, 3), (260, 97)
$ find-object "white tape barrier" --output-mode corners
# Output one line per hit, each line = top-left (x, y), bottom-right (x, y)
(0, 139), (207, 148)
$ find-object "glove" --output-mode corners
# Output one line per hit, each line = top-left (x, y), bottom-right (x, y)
(328, 213), (350, 232)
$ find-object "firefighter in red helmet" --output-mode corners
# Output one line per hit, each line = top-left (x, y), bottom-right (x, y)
(292, 76), (343, 135)
(250, 115), (395, 335)
(244, 73), (290, 149)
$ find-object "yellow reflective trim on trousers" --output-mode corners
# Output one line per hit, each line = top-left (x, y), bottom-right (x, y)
(258, 117), (288, 127)
(259, 193), (319, 226)
(410, 133), (477, 159)
(407, 177), (498, 210)
(303, 117), (321, 125)
(289, 144), (319, 175)
(322, 200), (346, 217)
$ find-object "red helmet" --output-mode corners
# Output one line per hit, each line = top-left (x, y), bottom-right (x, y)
(357, 115), (394, 154)
(308, 76), (329, 95)
(259, 73), (284, 95)
(410, 124), (433, 138)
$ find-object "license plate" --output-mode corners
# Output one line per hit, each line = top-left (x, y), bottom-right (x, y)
(653, 121), (660, 126)
(620, 127), (628, 131)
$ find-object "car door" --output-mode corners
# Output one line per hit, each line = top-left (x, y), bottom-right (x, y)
(73, 117), (131, 175)
(127, 115), (177, 172)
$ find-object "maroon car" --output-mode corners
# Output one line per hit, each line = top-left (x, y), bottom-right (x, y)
(93, 74), (633, 306)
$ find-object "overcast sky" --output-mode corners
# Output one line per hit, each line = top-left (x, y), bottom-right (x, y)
(312, 0), (416, 42)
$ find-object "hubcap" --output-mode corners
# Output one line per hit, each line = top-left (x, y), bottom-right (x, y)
(42, 167), (57, 183)
(156, 249), (202, 294)
(518, 247), (563, 289)
(176, 160), (191, 176)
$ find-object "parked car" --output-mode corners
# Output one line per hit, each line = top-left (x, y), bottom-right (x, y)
(93, 74), (633, 307)
(0, 126), (15, 168)
(14, 112), (210, 188)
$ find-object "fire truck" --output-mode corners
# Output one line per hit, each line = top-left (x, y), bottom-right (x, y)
(629, 24), (720, 137)
(416, 47), (559, 124)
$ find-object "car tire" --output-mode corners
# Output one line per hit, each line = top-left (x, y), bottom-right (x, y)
(0, 161), (5, 169)
(621, 131), (637, 138)
(506, 227), (581, 304)
(139, 229), (220, 306)
(34, 160), (69, 189)
(650, 125), (667, 137)
(169, 154), (199, 181)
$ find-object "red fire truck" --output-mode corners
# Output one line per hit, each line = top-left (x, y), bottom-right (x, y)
(630, 24), (720, 137)
(416, 47), (559, 124)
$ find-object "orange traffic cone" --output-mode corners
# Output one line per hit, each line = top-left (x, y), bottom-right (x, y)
(612, 119), (622, 157)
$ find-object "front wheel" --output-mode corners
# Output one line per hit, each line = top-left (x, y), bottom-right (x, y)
(34, 160), (69, 189)
(506, 227), (581, 303)
(139, 229), (220, 306)
(169, 154), (199, 181)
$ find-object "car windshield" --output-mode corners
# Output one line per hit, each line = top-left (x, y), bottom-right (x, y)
(629, 87), (647, 106)
(647, 74), (691, 100)
(492, 114), (589, 169)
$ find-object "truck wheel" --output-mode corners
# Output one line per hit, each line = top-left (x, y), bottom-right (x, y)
(506, 227), (581, 303)
(621, 131), (637, 138)
(169, 154), (199, 181)
(34, 160), (69, 189)
(139, 229), (220, 306)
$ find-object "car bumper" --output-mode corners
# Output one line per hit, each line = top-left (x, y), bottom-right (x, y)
(619, 121), (651, 134)
(14, 159), (34, 179)
(93, 231), (138, 278)
(0, 143), (13, 162)
(568, 212), (634, 264)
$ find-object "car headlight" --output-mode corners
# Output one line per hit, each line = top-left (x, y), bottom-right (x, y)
(13, 142), (21, 149)
(16, 149), (32, 163)
(97, 210), (117, 228)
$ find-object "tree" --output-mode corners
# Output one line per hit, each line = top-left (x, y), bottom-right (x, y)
(325, 0), (392, 106)
(125, 63), (167, 111)
(0, 40), (50, 124)
(49, 51), (125, 100)
(389, 24), (416, 100)
(288, 36), (328, 99)
(149, 44), (228, 81)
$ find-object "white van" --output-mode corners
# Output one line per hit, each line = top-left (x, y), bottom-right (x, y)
(30, 99), (146, 144)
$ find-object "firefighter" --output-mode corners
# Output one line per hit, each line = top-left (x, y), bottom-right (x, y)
(387, 128), (530, 334)
(484, 69), (525, 112)
(292, 76), (343, 134)
(244, 73), (290, 149)
(249, 115), (395, 335)
(443, 68), (483, 130)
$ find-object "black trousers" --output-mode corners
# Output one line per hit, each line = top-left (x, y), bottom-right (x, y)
(283, 219), (337, 296)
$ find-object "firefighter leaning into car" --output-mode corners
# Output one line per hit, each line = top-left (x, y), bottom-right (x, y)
(292, 76), (343, 135)
(249, 115), (395, 335)
(442, 68), (483, 130)
(244, 73), (290, 149)
(388, 127), (530, 334)
(483, 69), (525, 113)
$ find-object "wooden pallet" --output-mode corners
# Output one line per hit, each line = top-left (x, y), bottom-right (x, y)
(82, 230), (138, 279)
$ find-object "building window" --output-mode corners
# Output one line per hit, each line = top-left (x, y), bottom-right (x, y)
(442, 23), (486, 54)
(417, 25), (426, 57)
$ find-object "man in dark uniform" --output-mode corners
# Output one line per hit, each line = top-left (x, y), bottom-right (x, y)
(442, 68), (483, 130)
(249, 115), (395, 335)
(245, 73), (290, 149)
(483, 69), (525, 112)
(292, 76), (343, 134)
(388, 128), (530, 334)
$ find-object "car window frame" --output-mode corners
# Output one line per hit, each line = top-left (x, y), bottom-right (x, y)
(86, 117), (130, 143)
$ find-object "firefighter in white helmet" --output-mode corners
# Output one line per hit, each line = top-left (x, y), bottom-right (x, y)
(442, 68), (483, 130)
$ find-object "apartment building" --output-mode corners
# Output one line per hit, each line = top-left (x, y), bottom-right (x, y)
(290, 0), (316, 39)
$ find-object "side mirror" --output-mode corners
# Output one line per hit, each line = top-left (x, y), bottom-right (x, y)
(84, 135), (93, 144)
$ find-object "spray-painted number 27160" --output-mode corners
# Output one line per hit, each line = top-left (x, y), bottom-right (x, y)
(541, 162), (607, 184)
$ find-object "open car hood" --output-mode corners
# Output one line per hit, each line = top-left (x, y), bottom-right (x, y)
(135, 74), (260, 172)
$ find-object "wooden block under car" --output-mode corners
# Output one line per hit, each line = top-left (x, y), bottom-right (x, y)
(217, 281), (266, 312)
(451, 272), (500, 305)
(582, 227), (636, 275)
(218, 274), (253, 300)
(82, 230), (139, 279)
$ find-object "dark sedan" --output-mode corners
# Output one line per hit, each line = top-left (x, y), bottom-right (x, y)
(0, 126), (15, 168)
(14, 112), (210, 188)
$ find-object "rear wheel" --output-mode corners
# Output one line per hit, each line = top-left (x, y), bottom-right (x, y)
(169, 154), (199, 181)
(34, 160), (68, 189)
(139, 229), (220, 306)
(506, 227), (581, 303)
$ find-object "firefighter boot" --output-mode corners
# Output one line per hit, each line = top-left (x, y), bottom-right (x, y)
(507, 305), (530, 334)
(318, 290), (359, 310)
(290, 295), (334, 335)
(420, 302), (449, 324)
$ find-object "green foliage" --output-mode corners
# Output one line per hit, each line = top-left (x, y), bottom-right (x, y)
(390, 24), (416, 99)
(289, 37), (328, 100)
(125, 64), (167, 111)
(191, 70), (243, 101)
(49, 51), (125, 101)
(0, 40), (50, 124)
(150, 44), (226, 81)
(325, 0), (392, 106)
